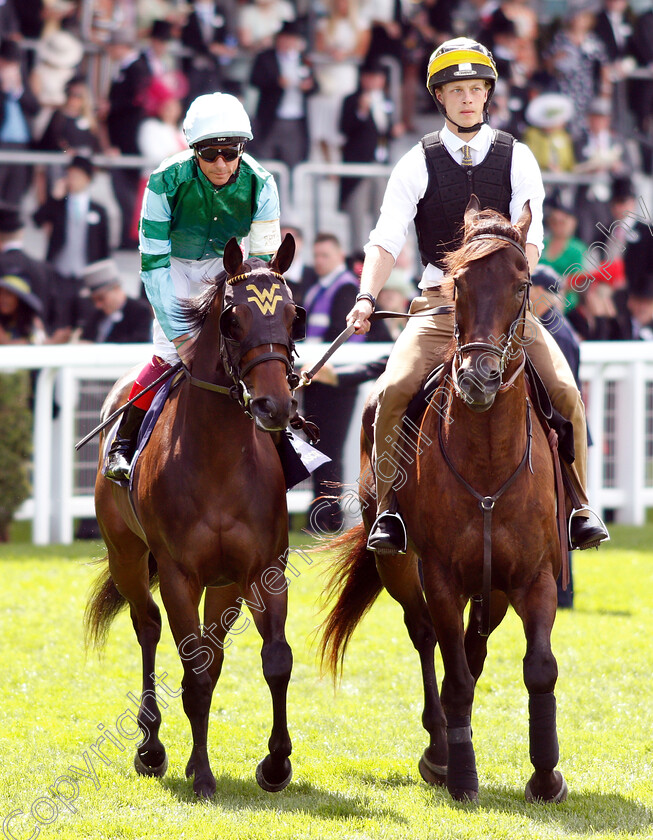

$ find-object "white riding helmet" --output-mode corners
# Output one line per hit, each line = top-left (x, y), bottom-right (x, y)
(183, 92), (253, 146)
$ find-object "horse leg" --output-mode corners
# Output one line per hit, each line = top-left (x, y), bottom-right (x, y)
(241, 579), (293, 792)
(157, 568), (217, 798)
(182, 584), (241, 781)
(376, 552), (447, 787)
(512, 572), (568, 804)
(105, 537), (168, 778)
(464, 592), (510, 684)
(422, 563), (478, 802)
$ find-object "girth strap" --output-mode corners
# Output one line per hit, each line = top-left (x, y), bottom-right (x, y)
(436, 386), (533, 636)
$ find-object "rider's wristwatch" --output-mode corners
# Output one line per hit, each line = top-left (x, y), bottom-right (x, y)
(355, 292), (376, 311)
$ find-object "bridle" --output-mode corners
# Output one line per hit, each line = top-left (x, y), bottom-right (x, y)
(186, 267), (306, 415)
(451, 233), (531, 402)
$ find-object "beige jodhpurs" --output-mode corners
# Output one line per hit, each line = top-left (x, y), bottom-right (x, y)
(373, 287), (588, 514)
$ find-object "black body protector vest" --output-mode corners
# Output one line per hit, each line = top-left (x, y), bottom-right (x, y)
(414, 129), (514, 269)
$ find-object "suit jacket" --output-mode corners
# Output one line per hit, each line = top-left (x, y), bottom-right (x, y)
(250, 48), (317, 141)
(339, 87), (394, 204)
(106, 53), (152, 153)
(593, 10), (634, 61)
(33, 196), (111, 268)
(81, 296), (153, 343)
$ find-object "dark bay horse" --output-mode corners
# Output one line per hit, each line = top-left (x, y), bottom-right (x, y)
(86, 235), (304, 797)
(319, 198), (567, 804)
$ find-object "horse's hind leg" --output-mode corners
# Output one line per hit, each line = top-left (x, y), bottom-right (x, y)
(241, 578), (293, 792)
(377, 552), (447, 787)
(464, 592), (510, 684)
(512, 572), (568, 804)
(104, 536), (168, 779)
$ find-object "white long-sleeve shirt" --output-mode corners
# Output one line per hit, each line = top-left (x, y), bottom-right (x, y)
(366, 123), (545, 289)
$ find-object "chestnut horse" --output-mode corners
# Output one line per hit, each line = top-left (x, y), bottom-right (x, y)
(85, 235), (304, 797)
(319, 199), (567, 804)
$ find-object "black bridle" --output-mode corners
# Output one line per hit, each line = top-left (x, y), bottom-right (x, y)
(451, 233), (531, 402)
(187, 267), (306, 414)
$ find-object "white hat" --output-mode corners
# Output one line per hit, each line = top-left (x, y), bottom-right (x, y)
(525, 93), (574, 129)
(38, 30), (84, 69)
(183, 92), (253, 146)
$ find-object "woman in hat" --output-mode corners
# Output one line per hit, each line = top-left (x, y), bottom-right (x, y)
(0, 274), (45, 344)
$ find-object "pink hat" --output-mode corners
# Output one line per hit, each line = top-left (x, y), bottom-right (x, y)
(142, 72), (188, 116)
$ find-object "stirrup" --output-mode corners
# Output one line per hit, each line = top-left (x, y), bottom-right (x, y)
(367, 510), (407, 555)
(568, 505), (610, 549)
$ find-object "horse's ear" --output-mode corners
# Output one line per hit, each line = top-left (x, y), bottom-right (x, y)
(223, 237), (243, 277)
(515, 200), (532, 244)
(464, 194), (481, 229)
(270, 232), (295, 276)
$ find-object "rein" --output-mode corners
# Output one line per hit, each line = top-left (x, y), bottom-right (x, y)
(436, 384), (533, 637)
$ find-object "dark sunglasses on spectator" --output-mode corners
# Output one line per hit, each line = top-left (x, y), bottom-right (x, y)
(195, 144), (243, 162)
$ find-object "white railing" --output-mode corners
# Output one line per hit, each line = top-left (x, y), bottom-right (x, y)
(1, 340), (652, 544)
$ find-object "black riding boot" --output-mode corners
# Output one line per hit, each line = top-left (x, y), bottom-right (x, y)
(104, 405), (147, 481)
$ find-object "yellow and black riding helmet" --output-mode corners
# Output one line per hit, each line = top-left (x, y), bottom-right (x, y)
(426, 38), (498, 133)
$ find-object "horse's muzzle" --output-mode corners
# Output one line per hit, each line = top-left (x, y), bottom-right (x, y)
(457, 363), (501, 412)
(250, 395), (298, 431)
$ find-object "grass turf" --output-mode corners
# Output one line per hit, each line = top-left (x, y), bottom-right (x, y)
(0, 525), (651, 839)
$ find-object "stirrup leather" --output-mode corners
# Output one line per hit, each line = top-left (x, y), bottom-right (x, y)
(367, 511), (408, 555)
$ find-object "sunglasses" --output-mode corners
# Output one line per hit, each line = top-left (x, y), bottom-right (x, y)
(195, 144), (243, 163)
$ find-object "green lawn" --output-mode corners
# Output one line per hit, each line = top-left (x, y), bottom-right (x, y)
(0, 526), (652, 840)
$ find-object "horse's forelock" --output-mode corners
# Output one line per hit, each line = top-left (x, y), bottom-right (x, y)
(445, 213), (523, 276)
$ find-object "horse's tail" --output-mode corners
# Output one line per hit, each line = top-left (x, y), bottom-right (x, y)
(84, 553), (159, 651)
(318, 522), (383, 683)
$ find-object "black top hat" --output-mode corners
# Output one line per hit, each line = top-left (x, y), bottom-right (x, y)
(544, 188), (575, 215)
(610, 176), (635, 203)
(0, 275), (43, 314)
(487, 8), (517, 37)
(0, 202), (23, 233)
(276, 20), (304, 38)
(150, 19), (173, 41)
(68, 154), (94, 178)
(0, 39), (22, 63)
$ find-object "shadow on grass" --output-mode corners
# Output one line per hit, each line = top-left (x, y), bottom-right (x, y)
(159, 773), (409, 823)
(433, 783), (652, 833)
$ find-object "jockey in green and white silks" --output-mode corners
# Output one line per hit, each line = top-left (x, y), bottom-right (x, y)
(104, 92), (282, 482)
(141, 146), (281, 362)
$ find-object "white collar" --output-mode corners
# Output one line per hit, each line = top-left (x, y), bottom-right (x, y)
(441, 122), (493, 152)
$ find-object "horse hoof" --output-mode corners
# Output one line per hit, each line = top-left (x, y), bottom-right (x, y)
(449, 787), (479, 803)
(525, 771), (568, 804)
(134, 750), (168, 778)
(256, 757), (292, 792)
(193, 776), (217, 799)
(418, 752), (447, 787)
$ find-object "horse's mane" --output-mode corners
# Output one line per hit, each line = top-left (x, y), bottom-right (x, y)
(176, 256), (271, 334)
(443, 210), (524, 279)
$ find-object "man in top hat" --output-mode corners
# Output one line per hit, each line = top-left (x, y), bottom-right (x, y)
(249, 21), (317, 168)
(339, 57), (400, 253)
(0, 39), (39, 204)
(80, 258), (152, 344)
(101, 30), (153, 249)
(33, 154), (111, 328)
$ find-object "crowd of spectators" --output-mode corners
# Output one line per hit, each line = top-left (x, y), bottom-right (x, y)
(0, 0), (652, 352)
